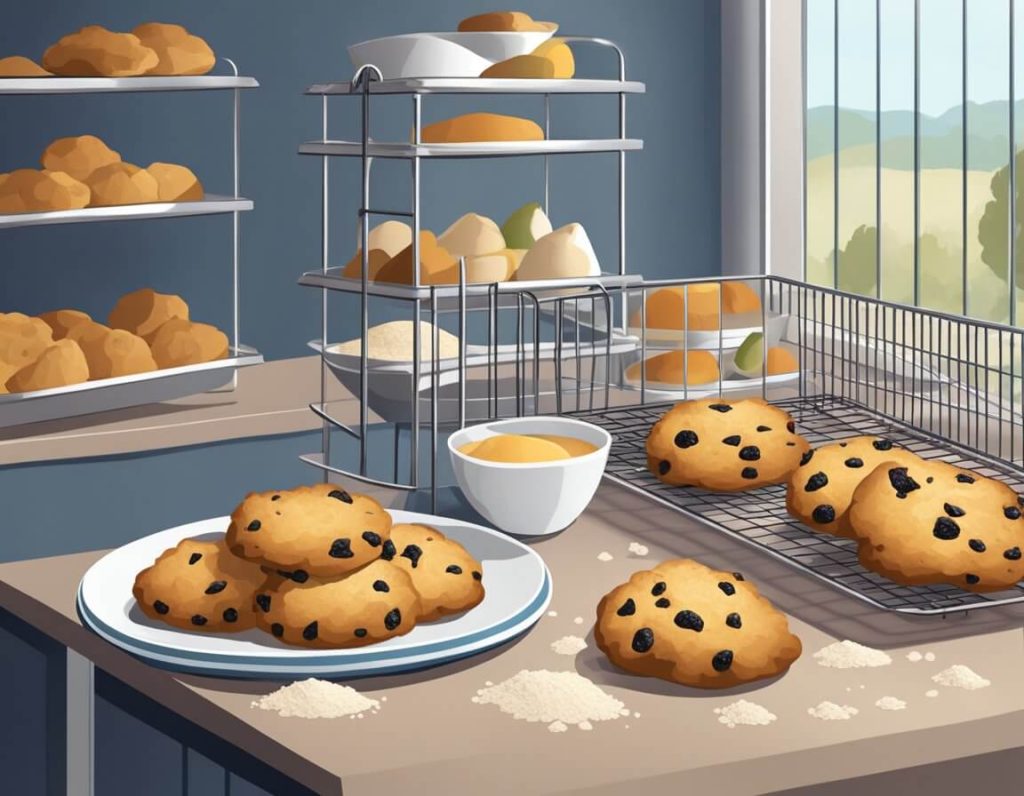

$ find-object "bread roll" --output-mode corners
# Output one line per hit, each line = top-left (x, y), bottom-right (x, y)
(86, 162), (159, 206)
(0, 56), (52, 76)
(43, 26), (158, 77)
(0, 313), (54, 388)
(626, 350), (720, 386)
(722, 281), (762, 314)
(132, 23), (215, 76)
(465, 249), (524, 283)
(632, 285), (722, 331)
(146, 162), (203, 202)
(342, 248), (394, 280)
(514, 222), (600, 281)
(458, 12), (556, 32)
(38, 309), (92, 339)
(70, 322), (157, 378)
(148, 319), (229, 368)
(344, 220), (413, 278)
(375, 231), (458, 285)
(0, 169), (90, 213)
(766, 346), (798, 375)
(420, 113), (544, 143)
(481, 39), (574, 79)
(437, 213), (505, 257)
(40, 135), (121, 182)
(108, 288), (189, 338)
(5, 339), (89, 393)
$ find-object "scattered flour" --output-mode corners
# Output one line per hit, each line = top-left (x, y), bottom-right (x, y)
(714, 699), (778, 729)
(925, 689), (939, 698)
(906, 651), (923, 663)
(573, 616), (584, 625)
(924, 652), (936, 662)
(547, 610), (558, 617)
(808, 701), (859, 720)
(551, 635), (588, 656)
(875, 696), (907, 711)
(931, 664), (990, 690)
(472, 670), (628, 730)
(813, 640), (892, 669)
(597, 551), (614, 562)
(251, 679), (380, 719)
(627, 542), (649, 557)
(548, 720), (568, 733)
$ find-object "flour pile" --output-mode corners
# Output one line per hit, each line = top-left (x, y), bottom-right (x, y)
(251, 678), (381, 719)
(808, 701), (859, 720)
(813, 640), (892, 669)
(550, 635), (588, 656)
(931, 664), (990, 690)
(714, 699), (777, 728)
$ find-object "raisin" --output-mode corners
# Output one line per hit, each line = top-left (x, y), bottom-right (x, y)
(384, 608), (402, 630)
(655, 597), (671, 608)
(732, 572), (745, 581)
(1004, 547), (1022, 560)
(362, 531), (382, 547)
(271, 623), (284, 637)
(373, 580), (390, 593)
(658, 460), (671, 476)
(472, 571), (482, 580)
(812, 505), (836, 524)
(381, 540), (397, 560)
(631, 628), (655, 652)
(741, 467), (758, 480)
(944, 503), (966, 518)
(188, 553), (202, 565)
(722, 435), (741, 447)
(786, 421), (796, 432)
(1004, 506), (1021, 520)
(401, 544), (423, 568)
(328, 489), (354, 503)
(872, 439), (893, 451)
(805, 472), (829, 492)
(278, 569), (309, 583)
(709, 404), (733, 413)
(191, 615), (208, 626)
(223, 608), (238, 623)
(446, 565), (463, 575)
(256, 594), (271, 612)
(757, 425), (772, 432)
(246, 520), (261, 532)
(205, 580), (227, 595)
(800, 450), (814, 466)
(354, 628), (367, 638)
(965, 574), (980, 585)
(725, 612), (742, 629)
(329, 538), (354, 558)
(651, 581), (667, 596)
(303, 622), (319, 641)
(844, 458), (864, 468)
(673, 610), (704, 632)
(968, 539), (986, 553)
(617, 598), (636, 616)
(675, 430), (699, 448)
(153, 600), (169, 615)
(956, 474), (975, 484)
(718, 581), (736, 596)
(888, 467), (921, 497)
(712, 650), (734, 672)
(739, 446), (761, 461)
(271, 495), (281, 501)
(933, 517), (961, 540)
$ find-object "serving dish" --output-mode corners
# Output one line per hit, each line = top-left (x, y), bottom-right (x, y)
(347, 34), (493, 79)
(627, 310), (790, 351)
(77, 509), (551, 678)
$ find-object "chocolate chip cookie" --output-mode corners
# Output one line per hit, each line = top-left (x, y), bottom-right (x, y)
(253, 559), (421, 648)
(645, 398), (811, 491)
(386, 523), (485, 621)
(786, 436), (921, 536)
(132, 537), (266, 632)
(225, 484), (392, 578)
(595, 558), (802, 688)
(846, 459), (1024, 592)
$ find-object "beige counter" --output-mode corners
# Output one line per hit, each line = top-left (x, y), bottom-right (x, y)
(1, 482), (1022, 795)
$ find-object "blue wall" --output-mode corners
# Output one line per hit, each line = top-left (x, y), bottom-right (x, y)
(0, 0), (721, 361)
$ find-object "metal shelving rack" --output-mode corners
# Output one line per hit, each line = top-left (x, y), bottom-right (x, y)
(299, 38), (645, 503)
(0, 64), (263, 428)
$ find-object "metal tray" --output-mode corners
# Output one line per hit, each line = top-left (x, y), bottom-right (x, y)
(0, 75), (258, 95)
(299, 138), (643, 159)
(0, 346), (262, 428)
(306, 77), (645, 95)
(0, 195), (253, 229)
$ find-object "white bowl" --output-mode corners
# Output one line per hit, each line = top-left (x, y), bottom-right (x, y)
(431, 30), (556, 62)
(448, 417), (611, 537)
(348, 34), (494, 79)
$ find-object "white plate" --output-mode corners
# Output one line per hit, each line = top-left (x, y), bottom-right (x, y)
(348, 34), (494, 79)
(628, 311), (790, 351)
(622, 371), (800, 399)
(77, 510), (551, 679)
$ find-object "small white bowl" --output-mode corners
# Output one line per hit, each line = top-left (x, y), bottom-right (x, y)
(448, 416), (611, 537)
(431, 30), (556, 62)
(348, 34), (493, 79)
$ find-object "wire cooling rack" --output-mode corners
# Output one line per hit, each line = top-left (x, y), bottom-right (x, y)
(571, 395), (1024, 614)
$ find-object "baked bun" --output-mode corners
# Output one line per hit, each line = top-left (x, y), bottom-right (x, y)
(0, 313), (54, 389)
(40, 135), (121, 182)
(633, 283), (764, 332)
(481, 39), (574, 79)
(420, 113), (544, 143)
(374, 231), (458, 286)
(5, 339), (89, 393)
(108, 288), (189, 339)
(43, 26), (158, 77)
(514, 222), (600, 281)
(626, 350), (720, 386)
(0, 169), (90, 213)
(147, 319), (228, 368)
(37, 309), (92, 340)
(145, 162), (203, 202)
(68, 322), (157, 379)
(458, 12), (556, 32)
(85, 162), (159, 206)
(0, 56), (52, 76)
(132, 23), (215, 76)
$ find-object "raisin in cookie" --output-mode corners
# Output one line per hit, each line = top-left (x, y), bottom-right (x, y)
(385, 523), (485, 621)
(132, 538), (266, 632)
(595, 558), (802, 688)
(846, 459), (1024, 592)
(646, 398), (811, 491)
(225, 484), (392, 578)
(786, 436), (920, 536)
(253, 560), (421, 648)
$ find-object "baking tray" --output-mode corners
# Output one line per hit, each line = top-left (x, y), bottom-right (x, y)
(0, 346), (262, 428)
(0, 195), (253, 230)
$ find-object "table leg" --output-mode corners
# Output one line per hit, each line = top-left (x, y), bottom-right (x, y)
(65, 649), (94, 796)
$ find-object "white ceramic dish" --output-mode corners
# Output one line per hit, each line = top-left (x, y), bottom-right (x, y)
(347, 34), (494, 79)
(77, 510), (550, 678)
(448, 417), (611, 537)
(431, 30), (556, 62)
(628, 311), (790, 351)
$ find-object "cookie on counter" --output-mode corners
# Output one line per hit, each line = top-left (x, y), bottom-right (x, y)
(132, 537), (266, 632)
(386, 523), (485, 621)
(785, 436), (920, 536)
(846, 459), (1024, 592)
(595, 558), (802, 688)
(645, 397), (811, 491)
(253, 560), (421, 648)
(225, 484), (392, 579)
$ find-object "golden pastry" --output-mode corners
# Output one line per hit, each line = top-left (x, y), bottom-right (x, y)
(146, 162), (203, 202)
(0, 169), (90, 213)
(147, 319), (228, 368)
(420, 113), (544, 144)
(0, 56), (52, 77)
(85, 162), (160, 206)
(107, 288), (189, 339)
(132, 23), (215, 76)
(40, 135), (121, 182)
(5, 339), (89, 393)
(37, 309), (92, 340)
(43, 26), (158, 77)
(68, 322), (157, 379)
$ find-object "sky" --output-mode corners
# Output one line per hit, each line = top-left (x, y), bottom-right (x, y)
(807, 0), (1022, 115)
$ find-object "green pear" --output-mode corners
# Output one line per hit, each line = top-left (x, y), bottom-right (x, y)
(501, 202), (553, 249)
(733, 332), (764, 373)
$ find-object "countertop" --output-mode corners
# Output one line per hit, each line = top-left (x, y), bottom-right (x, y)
(1, 478), (1022, 795)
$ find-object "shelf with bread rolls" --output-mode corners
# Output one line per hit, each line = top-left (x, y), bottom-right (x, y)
(0, 74), (258, 95)
(299, 137), (643, 160)
(0, 193), (254, 229)
(305, 77), (644, 95)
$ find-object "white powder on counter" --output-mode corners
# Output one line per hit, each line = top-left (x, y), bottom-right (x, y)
(813, 640), (892, 669)
(808, 701), (859, 720)
(931, 664), (990, 690)
(875, 696), (907, 711)
(714, 700), (777, 729)
(472, 670), (628, 730)
(551, 635), (588, 656)
(251, 679), (380, 719)
(573, 616), (584, 625)
(597, 551), (614, 562)
(925, 689), (939, 698)
(547, 610), (558, 617)
(548, 720), (568, 733)
(628, 542), (649, 557)
(331, 320), (460, 362)
(924, 652), (936, 662)
(906, 651), (923, 662)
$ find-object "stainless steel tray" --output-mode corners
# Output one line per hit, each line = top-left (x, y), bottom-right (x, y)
(0, 195), (253, 229)
(305, 77), (644, 95)
(0, 76), (258, 95)
(0, 346), (262, 428)
(299, 138), (643, 159)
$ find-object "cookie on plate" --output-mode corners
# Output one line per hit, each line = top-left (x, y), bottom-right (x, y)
(846, 459), (1024, 592)
(595, 558), (802, 688)
(785, 436), (920, 536)
(132, 537), (266, 632)
(226, 484), (393, 579)
(253, 560), (421, 648)
(386, 523), (485, 621)
(645, 397), (811, 491)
